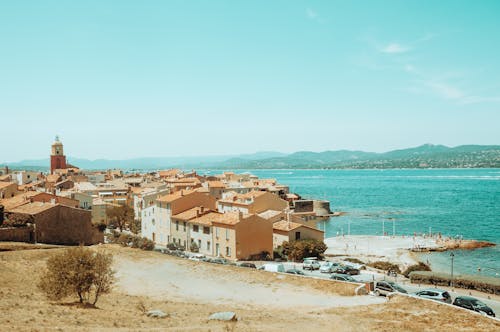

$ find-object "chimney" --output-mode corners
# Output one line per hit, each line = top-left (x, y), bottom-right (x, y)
(238, 211), (243, 220)
(200, 206), (205, 213)
(196, 209), (200, 218)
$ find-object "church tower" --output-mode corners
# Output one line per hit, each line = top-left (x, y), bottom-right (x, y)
(50, 136), (67, 174)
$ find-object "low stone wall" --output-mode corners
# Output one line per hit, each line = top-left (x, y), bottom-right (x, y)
(0, 227), (33, 243)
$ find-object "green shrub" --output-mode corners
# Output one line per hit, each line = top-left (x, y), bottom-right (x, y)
(367, 261), (401, 274)
(345, 257), (365, 265)
(38, 247), (114, 306)
(282, 239), (327, 262)
(167, 242), (178, 250)
(140, 237), (154, 251)
(409, 271), (500, 295)
(190, 242), (199, 253)
(117, 233), (133, 247)
(403, 262), (431, 278)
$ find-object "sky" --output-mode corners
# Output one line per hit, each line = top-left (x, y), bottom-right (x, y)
(1, 0), (500, 162)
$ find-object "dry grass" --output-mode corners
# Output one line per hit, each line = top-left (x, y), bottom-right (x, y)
(1, 244), (499, 331)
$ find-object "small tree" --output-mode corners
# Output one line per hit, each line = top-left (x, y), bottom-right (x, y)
(190, 241), (199, 253)
(38, 247), (114, 306)
(106, 205), (134, 232)
(282, 239), (327, 262)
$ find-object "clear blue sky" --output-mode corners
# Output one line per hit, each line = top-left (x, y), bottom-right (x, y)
(2, 1), (500, 161)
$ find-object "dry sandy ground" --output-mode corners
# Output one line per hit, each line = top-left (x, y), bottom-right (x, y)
(325, 235), (439, 269)
(0, 244), (499, 331)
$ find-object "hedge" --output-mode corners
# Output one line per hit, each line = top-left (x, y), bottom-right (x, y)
(409, 271), (500, 295)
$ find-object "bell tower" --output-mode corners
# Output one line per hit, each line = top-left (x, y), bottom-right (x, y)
(50, 136), (67, 174)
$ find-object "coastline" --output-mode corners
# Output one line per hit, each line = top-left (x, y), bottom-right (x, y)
(324, 235), (496, 271)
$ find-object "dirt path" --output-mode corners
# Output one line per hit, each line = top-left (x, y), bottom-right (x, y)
(115, 255), (385, 309)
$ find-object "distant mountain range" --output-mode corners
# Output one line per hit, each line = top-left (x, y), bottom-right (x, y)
(2, 145), (500, 171)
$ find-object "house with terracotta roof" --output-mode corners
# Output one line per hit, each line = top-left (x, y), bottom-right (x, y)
(217, 190), (288, 215)
(0, 181), (18, 199)
(209, 211), (273, 260)
(170, 206), (211, 251)
(144, 190), (217, 246)
(272, 220), (324, 248)
(5, 202), (103, 245)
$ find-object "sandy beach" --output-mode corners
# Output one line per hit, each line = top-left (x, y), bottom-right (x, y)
(324, 235), (441, 269)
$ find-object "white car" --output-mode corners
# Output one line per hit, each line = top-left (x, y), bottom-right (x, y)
(188, 254), (206, 261)
(319, 261), (340, 273)
(303, 259), (321, 270)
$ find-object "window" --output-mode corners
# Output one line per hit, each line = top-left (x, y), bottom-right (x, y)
(215, 227), (219, 238)
(183, 222), (186, 232)
(203, 226), (210, 234)
(176, 221), (179, 231)
(226, 246), (231, 257)
(198, 239), (201, 248)
(207, 241), (211, 251)
(295, 231), (301, 240)
(216, 243), (220, 256)
(193, 225), (199, 232)
(225, 229), (229, 240)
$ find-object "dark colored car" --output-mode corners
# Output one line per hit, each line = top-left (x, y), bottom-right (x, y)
(453, 296), (496, 317)
(286, 269), (305, 275)
(239, 262), (257, 269)
(209, 257), (227, 264)
(374, 281), (408, 296)
(334, 265), (360, 275)
(330, 273), (355, 282)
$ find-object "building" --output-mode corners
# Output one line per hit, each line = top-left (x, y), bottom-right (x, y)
(5, 202), (103, 245)
(272, 220), (324, 248)
(50, 136), (67, 174)
(217, 190), (288, 214)
(0, 181), (18, 199)
(146, 190), (217, 246)
(210, 211), (273, 260)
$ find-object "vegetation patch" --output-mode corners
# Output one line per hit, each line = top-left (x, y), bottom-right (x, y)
(403, 262), (431, 278)
(281, 239), (327, 261)
(38, 246), (114, 306)
(107, 231), (154, 251)
(344, 257), (365, 265)
(409, 271), (500, 295)
(367, 261), (401, 274)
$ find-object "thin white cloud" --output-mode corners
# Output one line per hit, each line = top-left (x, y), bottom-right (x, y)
(426, 82), (464, 100)
(305, 8), (324, 24)
(306, 8), (318, 20)
(380, 43), (410, 54)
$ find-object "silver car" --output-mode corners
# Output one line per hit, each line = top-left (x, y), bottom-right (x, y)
(303, 259), (321, 270)
(413, 289), (452, 304)
(319, 261), (340, 273)
(373, 281), (408, 296)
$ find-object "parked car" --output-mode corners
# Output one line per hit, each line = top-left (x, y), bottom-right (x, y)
(303, 258), (321, 270)
(188, 254), (206, 261)
(373, 281), (408, 296)
(413, 289), (452, 304)
(209, 257), (227, 265)
(238, 262), (257, 269)
(261, 263), (285, 273)
(453, 296), (496, 317)
(286, 269), (305, 275)
(319, 261), (340, 273)
(330, 273), (355, 282)
(334, 265), (360, 275)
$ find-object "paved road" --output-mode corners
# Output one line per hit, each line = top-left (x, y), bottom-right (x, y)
(279, 261), (499, 317)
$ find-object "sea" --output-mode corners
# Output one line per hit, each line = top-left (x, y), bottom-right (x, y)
(201, 168), (500, 278)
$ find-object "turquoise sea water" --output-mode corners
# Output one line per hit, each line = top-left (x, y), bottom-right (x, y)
(205, 169), (500, 277)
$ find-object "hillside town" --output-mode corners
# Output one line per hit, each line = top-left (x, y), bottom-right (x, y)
(0, 137), (332, 260)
